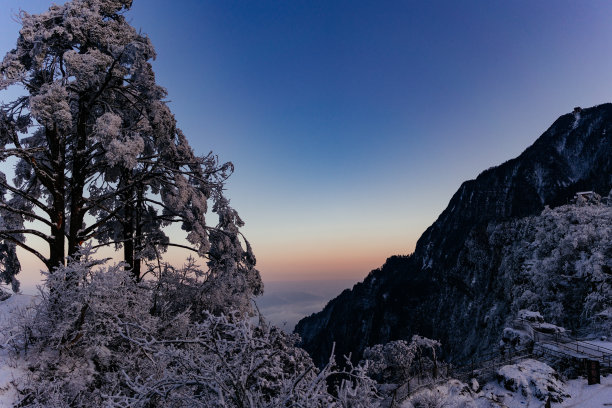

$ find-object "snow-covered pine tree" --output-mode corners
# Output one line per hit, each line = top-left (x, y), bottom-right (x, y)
(0, 0), (261, 304)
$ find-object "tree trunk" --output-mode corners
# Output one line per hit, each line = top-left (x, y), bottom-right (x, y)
(67, 101), (89, 260)
(121, 171), (140, 280)
(132, 185), (143, 280)
(47, 126), (66, 271)
(48, 212), (65, 271)
(123, 191), (136, 278)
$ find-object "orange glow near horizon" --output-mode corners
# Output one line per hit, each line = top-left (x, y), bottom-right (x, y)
(16, 229), (419, 291)
(12, 196), (430, 292)
(250, 232), (418, 281)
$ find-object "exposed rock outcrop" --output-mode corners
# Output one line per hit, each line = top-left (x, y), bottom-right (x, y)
(295, 104), (612, 367)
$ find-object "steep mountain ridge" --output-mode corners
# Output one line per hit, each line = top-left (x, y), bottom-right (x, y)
(416, 105), (612, 271)
(295, 104), (612, 367)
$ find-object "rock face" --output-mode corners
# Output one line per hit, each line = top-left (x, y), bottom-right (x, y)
(294, 104), (612, 368)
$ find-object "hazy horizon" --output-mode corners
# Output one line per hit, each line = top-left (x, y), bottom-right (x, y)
(257, 278), (361, 332)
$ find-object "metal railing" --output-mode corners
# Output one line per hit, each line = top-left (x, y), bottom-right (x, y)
(533, 331), (612, 368)
(388, 346), (531, 407)
(388, 324), (612, 406)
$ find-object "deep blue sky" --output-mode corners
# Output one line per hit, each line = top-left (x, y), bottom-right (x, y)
(2, 1), (612, 283)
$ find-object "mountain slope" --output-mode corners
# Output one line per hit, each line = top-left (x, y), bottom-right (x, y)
(295, 104), (612, 367)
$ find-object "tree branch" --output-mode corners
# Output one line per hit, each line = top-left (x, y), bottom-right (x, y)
(0, 233), (49, 266)
(0, 203), (54, 229)
(1, 229), (52, 242)
(0, 180), (51, 216)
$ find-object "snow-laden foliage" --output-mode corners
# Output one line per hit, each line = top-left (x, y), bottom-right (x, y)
(362, 337), (441, 385)
(401, 380), (479, 408)
(14, 250), (380, 407)
(0, 0), (260, 304)
(428, 202), (612, 361)
(150, 255), (263, 320)
(490, 203), (612, 335)
(397, 360), (571, 407)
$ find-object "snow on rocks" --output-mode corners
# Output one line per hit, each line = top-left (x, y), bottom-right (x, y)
(398, 365), (611, 408)
(496, 359), (569, 402)
(516, 309), (566, 335)
(501, 309), (572, 358)
(501, 326), (534, 352)
(479, 372), (612, 408)
(518, 310), (545, 323)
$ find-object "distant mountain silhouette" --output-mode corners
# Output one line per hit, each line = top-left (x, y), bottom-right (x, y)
(295, 104), (612, 367)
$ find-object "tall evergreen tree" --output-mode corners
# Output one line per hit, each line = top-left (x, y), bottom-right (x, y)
(0, 0), (261, 300)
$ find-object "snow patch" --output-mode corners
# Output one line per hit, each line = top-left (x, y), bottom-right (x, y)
(572, 111), (581, 129)
(561, 374), (612, 407)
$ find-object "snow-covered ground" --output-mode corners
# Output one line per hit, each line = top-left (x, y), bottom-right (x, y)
(0, 294), (36, 406)
(480, 359), (612, 407)
(560, 375), (612, 407)
(401, 359), (612, 408)
(476, 375), (612, 407)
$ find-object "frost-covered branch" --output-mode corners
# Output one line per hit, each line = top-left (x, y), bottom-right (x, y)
(13, 251), (379, 407)
(0, 229), (52, 242)
(0, 232), (48, 265)
(0, 178), (51, 215)
(0, 202), (54, 228)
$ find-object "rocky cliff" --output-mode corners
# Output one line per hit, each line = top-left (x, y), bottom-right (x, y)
(295, 104), (612, 367)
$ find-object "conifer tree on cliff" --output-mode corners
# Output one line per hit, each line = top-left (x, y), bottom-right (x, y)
(0, 0), (261, 299)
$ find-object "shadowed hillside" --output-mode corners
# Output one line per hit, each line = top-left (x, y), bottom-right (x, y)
(296, 104), (612, 367)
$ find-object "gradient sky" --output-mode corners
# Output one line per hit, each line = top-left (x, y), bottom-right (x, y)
(2, 1), (612, 288)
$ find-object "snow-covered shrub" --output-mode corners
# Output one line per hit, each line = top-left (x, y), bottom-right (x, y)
(149, 255), (258, 319)
(16, 252), (157, 406)
(402, 379), (478, 408)
(405, 389), (445, 408)
(363, 340), (414, 384)
(14, 250), (380, 407)
(500, 327), (533, 353)
(106, 314), (379, 407)
(362, 336), (441, 385)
